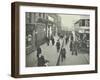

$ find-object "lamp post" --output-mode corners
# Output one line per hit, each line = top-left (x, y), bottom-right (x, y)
(35, 30), (38, 48)
(34, 23), (38, 48)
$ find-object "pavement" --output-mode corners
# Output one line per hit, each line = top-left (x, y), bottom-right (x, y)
(58, 36), (89, 66)
(26, 35), (89, 67)
(26, 35), (63, 67)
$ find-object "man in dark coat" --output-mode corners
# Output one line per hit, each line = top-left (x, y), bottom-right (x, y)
(56, 40), (60, 52)
(72, 41), (78, 56)
(37, 54), (45, 66)
(71, 34), (73, 41)
(70, 40), (73, 51)
(60, 48), (66, 62)
(46, 37), (50, 46)
(62, 48), (66, 59)
(65, 35), (69, 44)
(51, 37), (55, 45)
(60, 48), (63, 62)
(37, 46), (42, 59)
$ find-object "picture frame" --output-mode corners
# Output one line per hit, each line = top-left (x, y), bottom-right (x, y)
(11, 2), (98, 78)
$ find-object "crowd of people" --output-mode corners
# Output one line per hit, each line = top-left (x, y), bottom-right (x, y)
(36, 32), (80, 66)
(36, 35), (59, 67)
(57, 32), (79, 64)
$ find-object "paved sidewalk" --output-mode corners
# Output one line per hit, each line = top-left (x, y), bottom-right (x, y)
(26, 35), (63, 67)
(26, 35), (89, 67)
(58, 37), (89, 66)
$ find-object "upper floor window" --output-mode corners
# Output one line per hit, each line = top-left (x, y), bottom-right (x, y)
(26, 12), (32, 23)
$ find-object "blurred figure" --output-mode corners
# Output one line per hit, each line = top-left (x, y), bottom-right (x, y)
(46, 37), (50, 46)
(71, 34), (73, 41)
(72, 40), (78, 56)
(62, 48), (66, 59)
(56, 40), (60, 52)
(70, 40), (73, 51)
(65, 36), (69, 44)
(37, 46), (42, 59)
(44, 60), (49, 66)
(60, 47), (66, 62)
(37, 54), (45, 66)
(51, 36), (55, 45)
(70, 34), (73, 51)
(37, 54), (49, 66)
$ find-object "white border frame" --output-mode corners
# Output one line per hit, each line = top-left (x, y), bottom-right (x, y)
(19, 6), (95, 74)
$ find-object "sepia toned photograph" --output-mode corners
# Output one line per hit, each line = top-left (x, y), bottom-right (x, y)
(25, 12), (90, 67)
(11, 2), (97, 78)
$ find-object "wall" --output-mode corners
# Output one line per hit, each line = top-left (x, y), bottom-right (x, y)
(0, 0), (100, 80)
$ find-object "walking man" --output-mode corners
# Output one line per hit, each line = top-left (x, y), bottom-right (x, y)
(62, 48), (66, 59)
(56, 40), (60, 52)
(51, 37), (55, 45)
(60, 47), (66, 62)
(72, 40), (78, 56)
(46, 37), (50, 46)
(65, 35), (69, 44)
(37, 46), (42, 59)
(70, 40), (73, 51)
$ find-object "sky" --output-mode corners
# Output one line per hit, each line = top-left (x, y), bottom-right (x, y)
(59, 14), (81, 31)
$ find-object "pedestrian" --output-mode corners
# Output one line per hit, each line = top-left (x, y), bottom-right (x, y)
(37, 46), (42, 59)
(51, 37), (55, 45)
(62, 48), (66, 59)
(72, 41), (78, 56)
(56, 40), (60, 52)
(65, 36), (68, 44)
(71, 34), (73, 41)
(37, 54), (45, 66)
(60, 48), (64, 62)
(46, 37), (50, 46)
(60, 48), (66, 62)
(51, 35), (53, 40)
(70, 40), (72, 51)
(71, 41), (74, 55)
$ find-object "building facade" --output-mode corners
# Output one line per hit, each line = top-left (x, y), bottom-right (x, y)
(26, 12), (47, 54)
(74, 16), (90, 50)
(26, 12), (62, 54)
(46, 14), (62, 38)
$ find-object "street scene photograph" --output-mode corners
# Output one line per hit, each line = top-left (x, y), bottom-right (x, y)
(25, 12), (90, 67)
